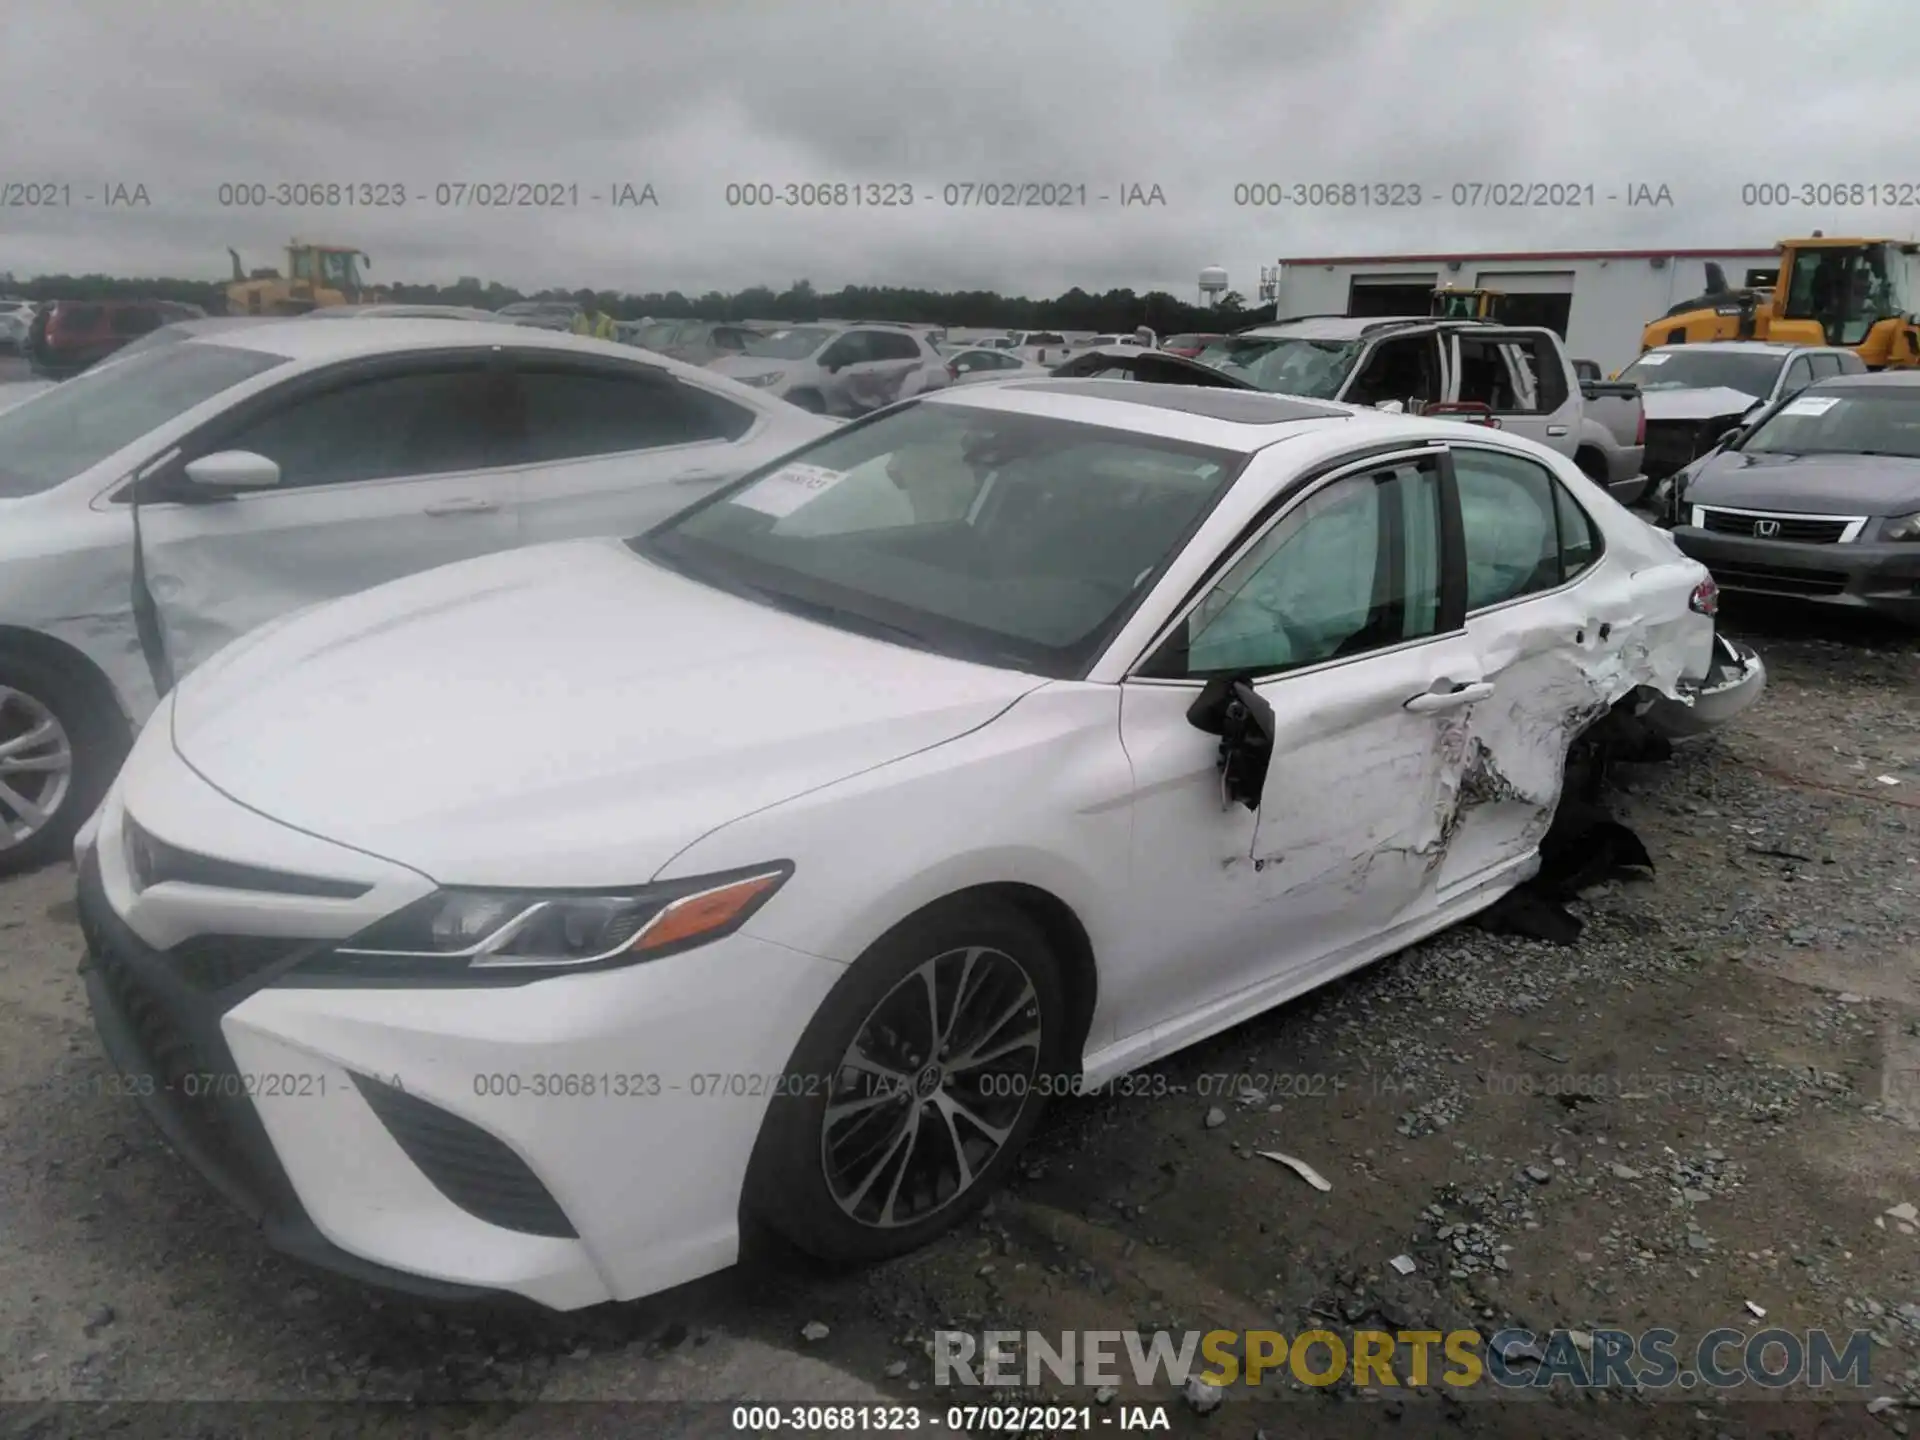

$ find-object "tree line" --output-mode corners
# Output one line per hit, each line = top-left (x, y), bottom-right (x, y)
(0, 270), (1267, 333)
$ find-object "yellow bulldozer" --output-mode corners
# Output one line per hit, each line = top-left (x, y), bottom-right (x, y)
(226, 241), (382, 315)
(1431, 286), (1504, 320)
(1641, 235), (1920, 369)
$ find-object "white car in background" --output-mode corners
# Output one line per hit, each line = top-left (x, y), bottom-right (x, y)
(943, 347), (1055, 386)
(74, 379), (1758, 1310)
(0, 301), (34, 351)
(706, 323), (951, 416)
(0, 320), (835, 872)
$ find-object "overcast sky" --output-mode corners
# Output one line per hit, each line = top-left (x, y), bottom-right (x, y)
(3, 0), (1916, 298)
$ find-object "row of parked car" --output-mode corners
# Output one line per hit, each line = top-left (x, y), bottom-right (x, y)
(0, 301), (1768, 1318)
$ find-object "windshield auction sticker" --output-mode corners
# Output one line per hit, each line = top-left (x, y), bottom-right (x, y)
(1782, 395), (1840, 416)
(730, 462), (848, 518)
(1634, 353), (1670, 365)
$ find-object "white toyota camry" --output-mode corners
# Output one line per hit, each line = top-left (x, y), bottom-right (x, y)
(76, 380), (1763, 1310)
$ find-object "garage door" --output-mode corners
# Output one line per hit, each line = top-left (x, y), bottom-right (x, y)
(1474, 270), (1575, 337)
(1347, 274), (1439, 319)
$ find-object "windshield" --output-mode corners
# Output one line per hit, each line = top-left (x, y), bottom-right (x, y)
(1741, 387), (1920, 459)
(0, 343), (286, 499)
(1620, 349), (1785, 395)
(635, 400), (1246, 677)
(740, 326), (832, 360)
(1193, 334), (1363, 397)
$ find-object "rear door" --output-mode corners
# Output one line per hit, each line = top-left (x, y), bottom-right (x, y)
(1433, 441), (1614, 895)
(841, 329), (924, 412)
(135, 354), (521, 684)
(1448, 329), (1579, 456)
(505, 353), (772, 541)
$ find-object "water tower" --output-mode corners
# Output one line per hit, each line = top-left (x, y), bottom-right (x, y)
(1199, 266), (1228, 307)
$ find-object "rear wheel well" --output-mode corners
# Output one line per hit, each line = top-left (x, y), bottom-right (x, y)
(932, 883), (1099, 1074)
(1574, 446), (1609, 482)
(0, 627), (132, 746)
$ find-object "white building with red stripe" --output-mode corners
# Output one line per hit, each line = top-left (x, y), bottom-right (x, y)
(1259, 247), (1781, 374)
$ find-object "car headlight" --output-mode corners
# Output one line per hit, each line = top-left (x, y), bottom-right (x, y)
(302, 863), (793, 980)
(741, 371), (784, 388)
(1883, 511), (1920, 542)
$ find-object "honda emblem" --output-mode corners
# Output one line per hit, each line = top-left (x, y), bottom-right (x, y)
(1753, 519), (1780, 538)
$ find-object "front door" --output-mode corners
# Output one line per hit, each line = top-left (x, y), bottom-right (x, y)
(135, 357), (521, 685)
(1108, 448), (1483, 1045)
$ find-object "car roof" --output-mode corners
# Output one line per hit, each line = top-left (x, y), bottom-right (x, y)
(1642, 341), (1831, 357)
(175, 317), (671, 363)
(921, 378), (1415, 450)
(1807, 370), (1920, 390)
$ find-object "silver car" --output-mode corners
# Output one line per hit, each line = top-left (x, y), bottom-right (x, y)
(0, 320), (837, 874)
(707, 323), (951, 415)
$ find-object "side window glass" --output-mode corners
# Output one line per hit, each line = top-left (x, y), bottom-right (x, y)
(871, 332), (921, 361)
(517, 367), (747, 463)
(1146, 460), (1443, 680)
(820, 334), (867, 367)
(1554, 480), (1602, 580)
(1781, 358), (1812, 396)
(1452, 448), (1580, 608)
(216, 368), (507, 488)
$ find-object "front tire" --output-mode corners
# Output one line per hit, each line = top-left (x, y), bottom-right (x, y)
(0, 653), (124, 876)
(746, 898), (1066, 1263)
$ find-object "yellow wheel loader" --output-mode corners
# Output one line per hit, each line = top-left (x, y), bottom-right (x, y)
(1641, 235), (1920, 369)
(226, 242), (383, 315)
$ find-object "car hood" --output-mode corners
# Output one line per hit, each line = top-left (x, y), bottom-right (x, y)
(0, 379), (55, 413)
(1641, 386), (1762, 423)
(1682, 449), (1920, 516)
(168, 539), (1044, 888)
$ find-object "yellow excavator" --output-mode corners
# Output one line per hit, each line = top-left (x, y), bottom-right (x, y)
(1640, 235), (1920, 369)
(1431, 286), (1504, 320)
(226, 241), (382, 315)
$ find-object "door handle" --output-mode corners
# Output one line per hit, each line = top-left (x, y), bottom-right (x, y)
(1405, 680), (1496, 713)
(1546, 424), (1570, 436)
(422, 497), (499, 516)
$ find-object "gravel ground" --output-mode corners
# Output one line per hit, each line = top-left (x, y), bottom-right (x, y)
(2, 595), (1916, 1439)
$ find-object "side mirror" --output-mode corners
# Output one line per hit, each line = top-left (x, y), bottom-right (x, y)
(1714, 426), (1745, 450)
(1185, 676), (1276, 810)
(184, 450), (281, 490)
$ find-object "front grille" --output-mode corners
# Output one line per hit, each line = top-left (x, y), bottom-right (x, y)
(349, 1074), (577, 1238)
(78, 858), (306, 1222)
(124, 815), (370, 900)
(1710, 561), (1849, 596)
(1698, 509), (1853, 544)
(167, 934), (309, 993)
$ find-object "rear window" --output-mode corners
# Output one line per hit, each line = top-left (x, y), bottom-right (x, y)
(52, 304), (103, 331)
(0, 343), (287, 498)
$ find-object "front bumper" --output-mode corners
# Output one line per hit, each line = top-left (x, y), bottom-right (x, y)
(1671, 527), (1920, 621)
(76, 746), (848, 1309)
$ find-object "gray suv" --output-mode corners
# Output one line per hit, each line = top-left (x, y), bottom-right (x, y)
(707, 323), (951, 415)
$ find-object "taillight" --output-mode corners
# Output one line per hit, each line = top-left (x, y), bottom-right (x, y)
(946, 362), (958, 380)
(1689, 576), (1719, 616)
(1635, 408), (1646, 445)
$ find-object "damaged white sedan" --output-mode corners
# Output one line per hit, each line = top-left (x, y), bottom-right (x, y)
(75, 380), (1761, 1310)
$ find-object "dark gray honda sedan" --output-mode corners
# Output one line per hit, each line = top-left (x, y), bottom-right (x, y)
(1663, 372), (1920, 623)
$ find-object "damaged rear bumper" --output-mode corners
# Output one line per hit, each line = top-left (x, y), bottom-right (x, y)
(1642, 634), (1765, 740)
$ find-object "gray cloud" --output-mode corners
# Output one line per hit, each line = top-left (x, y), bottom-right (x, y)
(3, 0), (1916, 298)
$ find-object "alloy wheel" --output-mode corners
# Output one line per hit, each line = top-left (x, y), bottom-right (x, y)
(822, 945), (1043, 1228)
(0, 687), (74, 851)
